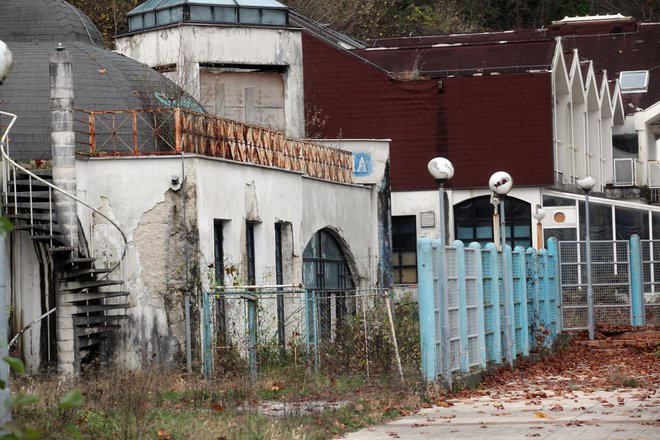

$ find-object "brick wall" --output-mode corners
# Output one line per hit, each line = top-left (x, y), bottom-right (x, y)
(302, 34), (555, 191)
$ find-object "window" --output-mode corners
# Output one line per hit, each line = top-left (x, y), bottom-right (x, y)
(392, 216), (417, 284)
(214, 220), (225, 285)
(454, 196), (532, 248)
(619, 70), (649, 93)
(275, 223), (285, 347)
(303, 230), (354, 340)
(213, 219), (227, 345)
(246, 222), (256, 285)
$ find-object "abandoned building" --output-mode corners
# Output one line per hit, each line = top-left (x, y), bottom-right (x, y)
(294, 13), (660, 286)
(0, 0), (391, 374)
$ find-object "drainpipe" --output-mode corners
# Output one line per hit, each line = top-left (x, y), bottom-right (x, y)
(50, 45), (78, 374)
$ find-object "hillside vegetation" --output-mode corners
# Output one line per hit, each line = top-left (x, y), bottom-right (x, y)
(69, 0), (658, 47)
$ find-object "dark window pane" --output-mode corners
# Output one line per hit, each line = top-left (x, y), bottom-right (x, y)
(579, 202), (613, 240)
(615, 207), (649, 240)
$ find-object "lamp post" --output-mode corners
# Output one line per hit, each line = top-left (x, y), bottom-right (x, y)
(0, 38), (12, 426)
(577, 176), (596, 340)
(427, 157), (454, 386)
(489, 171), (514, 366)
(532, 205), (546, 250)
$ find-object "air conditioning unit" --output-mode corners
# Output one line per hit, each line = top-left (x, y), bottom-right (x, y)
(613, 158), (634, 187)
(649, 161), (660, 188)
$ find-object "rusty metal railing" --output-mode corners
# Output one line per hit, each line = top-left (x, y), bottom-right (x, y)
(76, 108), (353, 184)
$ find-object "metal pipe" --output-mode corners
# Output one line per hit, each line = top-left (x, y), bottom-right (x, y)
(438, 182), (452, 388)
(500, 198), (514, 366)
(585, 191), (595, 340)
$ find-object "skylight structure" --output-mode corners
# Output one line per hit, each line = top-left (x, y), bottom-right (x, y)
(126, 0), (289, 32)
(619, 70), (650, 93)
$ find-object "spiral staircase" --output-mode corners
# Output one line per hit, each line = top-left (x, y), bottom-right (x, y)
(1, 111), (128, 373)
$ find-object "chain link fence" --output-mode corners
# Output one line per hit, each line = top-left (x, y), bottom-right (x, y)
(640, 240), (660, 325)
(202, 287), (419, 380)
(559, 240), (632, 329)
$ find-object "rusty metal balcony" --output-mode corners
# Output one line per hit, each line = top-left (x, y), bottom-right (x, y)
(75, 108), (353, 184)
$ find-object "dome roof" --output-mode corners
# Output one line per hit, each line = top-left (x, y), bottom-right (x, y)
(0, 0), (105, 48)
(0, 0), (203, 160)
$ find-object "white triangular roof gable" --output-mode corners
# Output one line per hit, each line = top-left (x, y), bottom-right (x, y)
(568, 49), (586, 104)
(634, 100), (660, 131)
(599, 71), (613, 119)
(611, 80), (625, 125)
(552, 38), (570, 96)
(584, 62), (600, 111)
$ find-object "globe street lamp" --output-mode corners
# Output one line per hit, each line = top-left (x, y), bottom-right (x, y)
(532, 205), (546, 250)
(577, 176), (596, 340)
(489, 171), (514, 366)
(427, 157), (454, 386)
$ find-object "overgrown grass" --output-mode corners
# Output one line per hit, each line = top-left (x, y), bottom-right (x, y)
(12, 367), (425, 439)
(12, 293), (425, 439)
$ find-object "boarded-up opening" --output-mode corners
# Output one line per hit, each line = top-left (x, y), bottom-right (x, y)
(200, 66), (285, 132)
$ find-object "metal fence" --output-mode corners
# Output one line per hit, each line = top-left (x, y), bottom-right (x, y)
(201, 287), (416, 380)
(417, 238), (560, 386)
(558, 240), (632, 330)
(639, 240), (660, 325)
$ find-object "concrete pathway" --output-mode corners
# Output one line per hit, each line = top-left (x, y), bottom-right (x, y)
(341, 388), (659, 439)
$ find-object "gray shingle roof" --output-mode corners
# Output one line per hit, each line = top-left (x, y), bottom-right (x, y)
(0, 41), (191, 160)
(0, 0), (202, 160)
(0, 0), (105, 48)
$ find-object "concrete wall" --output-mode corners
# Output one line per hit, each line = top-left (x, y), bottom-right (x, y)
(76, 153), (381, 368)
(393, 187), (544, 247)
(115, 25), (305, 138)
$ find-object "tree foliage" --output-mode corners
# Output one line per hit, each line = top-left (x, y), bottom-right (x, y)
(70, 0), (659, 48)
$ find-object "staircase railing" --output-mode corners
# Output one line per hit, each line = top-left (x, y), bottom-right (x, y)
(1, 110), (128, 270)
(1, 110), (129, 348)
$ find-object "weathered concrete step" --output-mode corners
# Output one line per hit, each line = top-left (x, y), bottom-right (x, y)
(31, 235), (66, 245)
(13, 224), (64, 233)
(6, 213), (57, 222)
(73, 314), (128, 326)
(76, 325), (120, 336)
(73, 303), (128, 314)
(59, 267), (113, 280)
(14, 169), (53, 179)
(57, 257), (95, 268)
(47, 245), (75, 253)
(66, 290), (129, 303)
(78, 337), (108, 350)
(6, 190), (53, 200)
(59, 279), (124, 292)
(5, 202), (55, 210)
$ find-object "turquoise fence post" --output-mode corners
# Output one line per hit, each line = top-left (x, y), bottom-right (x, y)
(630, 235), (645, 326)
(454, 241), (469, 373)
(485, 243), (502, 364)
(247, 295), (258, 380)
(417, 237), (437, 381)
(547, 238), (561, 339)
(526, 248), (539, 351)
(469, 242), (487, 369)
(203, 292), (212, 378)
(504, 245), (516, 363)
(304, 290), (319, 372)
(515, 246), (529, 356)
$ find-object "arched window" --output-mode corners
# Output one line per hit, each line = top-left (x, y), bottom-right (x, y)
(303, 229), (355, 340)
(454, 196), (532, 248)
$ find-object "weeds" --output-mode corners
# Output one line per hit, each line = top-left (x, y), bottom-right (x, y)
(12, 367), (423, 439)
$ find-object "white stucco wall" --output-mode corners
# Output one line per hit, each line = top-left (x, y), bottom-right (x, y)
(115, 25), (305, 138)
(76, 153), (381, 368)
(393, 187), (544, 247)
